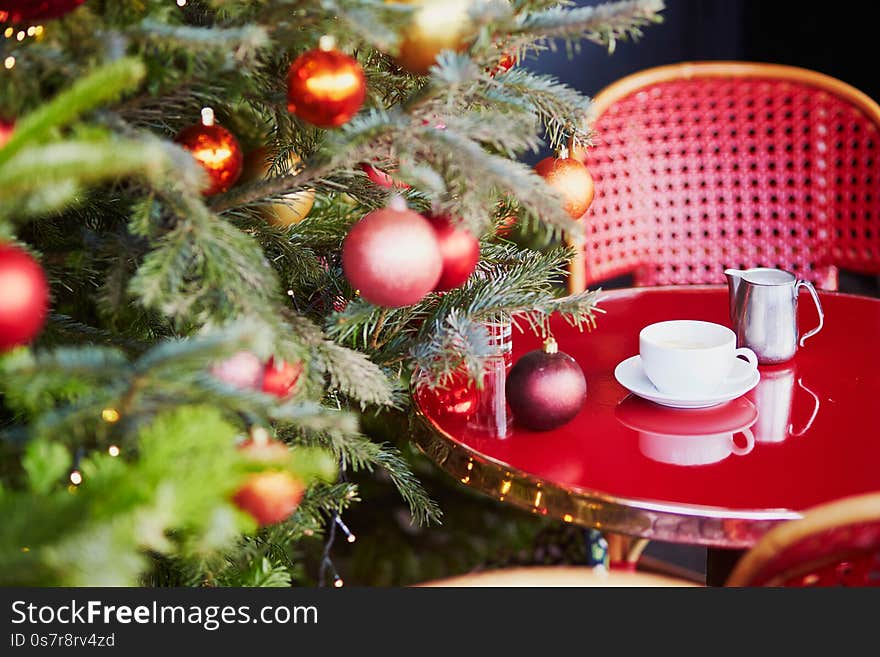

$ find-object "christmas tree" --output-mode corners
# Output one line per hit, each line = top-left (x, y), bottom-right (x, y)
(0, 0), (662, 586)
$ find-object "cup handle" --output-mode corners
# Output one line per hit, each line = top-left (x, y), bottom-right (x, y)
(730, 427), (755, 456)
(796, 280), (824, 347)
(727, 347), (759, 385)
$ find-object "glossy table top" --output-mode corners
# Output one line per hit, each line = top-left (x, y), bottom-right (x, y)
(412, 286), (880, 548)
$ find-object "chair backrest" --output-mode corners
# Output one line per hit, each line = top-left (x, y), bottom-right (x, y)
(726, 493), (880, 587)
(415, 566), (696, 587)
(569, 62), (880, 293)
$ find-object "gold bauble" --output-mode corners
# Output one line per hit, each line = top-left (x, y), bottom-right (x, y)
(242, 147), (315, 228)
(395, 0), (473, 75)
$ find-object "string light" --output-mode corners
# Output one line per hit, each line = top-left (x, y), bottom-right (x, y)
(21, 547), (29, 553)
(176, 0), (187, 6)
(69, 470), (82, 485)
(333, 576), (344, 588)
(4, 56), (15, 69)
(335, 516), (356, 543)
(102, 408), (120, 423)
(108, 445), (120, 457)
(4, 27), (13, 38)
(16, 30), (24, 41)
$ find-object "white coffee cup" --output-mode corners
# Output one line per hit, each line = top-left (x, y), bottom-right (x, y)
(639, 320), (758, 397)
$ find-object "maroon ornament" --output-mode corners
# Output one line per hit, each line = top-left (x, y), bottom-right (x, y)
(342, 199), (442, 307)
(175, 108), (243, 196)
(261, 357), (303, 399)
(428, 213), (480, 291)
(286, 37), (366, 129)
(505, 337), (587, 431)
(0, 0), (86, 23)
(0, 243), (49, 351)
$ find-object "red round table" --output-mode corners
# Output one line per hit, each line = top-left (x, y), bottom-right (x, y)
(412, 286), (880, 560)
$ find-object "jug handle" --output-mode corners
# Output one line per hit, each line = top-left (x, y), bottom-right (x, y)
(796, 280), (824, 347)
(789, 377), (820, 437)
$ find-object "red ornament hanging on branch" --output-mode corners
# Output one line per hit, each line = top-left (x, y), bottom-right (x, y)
(234, 431), (304, 527)
(287, 36), (366, 129)
(535, 149), (595, 219)
(0, 0), (86, 23)
(361, 163), (410, 190)
(175, 107), (243, 196)
(506, 337), (587, 431)
(0, 243), (49, 351)
(342, 197), (442, 307)
(427, 213), (480, 291)
(0, 244), (49, 352)
(261, 357), (303, 399)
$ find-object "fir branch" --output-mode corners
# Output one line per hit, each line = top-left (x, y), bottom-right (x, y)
(135, 20), (270, 62)
(0, 57), (146, 168)
(517, 0), (665, 51)
(487, 68), (593, 151)
(300, 430), (442, 526)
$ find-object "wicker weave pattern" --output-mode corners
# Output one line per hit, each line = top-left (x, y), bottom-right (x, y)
(578, 68), (880, 289)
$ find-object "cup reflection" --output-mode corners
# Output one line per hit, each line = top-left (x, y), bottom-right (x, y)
(616, 396), (758, 467)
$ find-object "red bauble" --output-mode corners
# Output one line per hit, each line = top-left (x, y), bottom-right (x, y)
(535, 155), (595, 219)
(342, 201), (442, 307)
(505, 338), (587, 431)
(0, 119), (14, 149)
(174, 108), (243, 196)
(416, 372), (479, 419)
(496, 214), (517, 238)
(233, 471), (304, 526)
(0, 0), (86, 22)
(488, 52), (516, 77)
(286, 41), (366, 129)
(361, 163), (410, 190)
(428, 214), (480, 291)
(261, 357), (303, 399)
(0, 243), (49, 351)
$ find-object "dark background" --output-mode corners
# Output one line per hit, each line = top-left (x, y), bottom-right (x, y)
(528, 0), (880, 161)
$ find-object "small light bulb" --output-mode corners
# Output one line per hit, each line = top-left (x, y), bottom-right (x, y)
(26, 26), (35, 36)
(177, 0), (187, 5)
(4, 56), (15, 69)
(4, 28), (13, 38)
(102, 408), (121, 423)
(21, 546), (29, 553)
(347, 534), (356, 543)
(69, 471), (83, 485)
(16, 30), (25, 41)
(34, 26), (44, 36)
(108, 445), (120, 457)
(333, 577), (344, 588)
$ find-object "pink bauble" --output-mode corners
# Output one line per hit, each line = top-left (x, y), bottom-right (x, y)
(211, 351), (264, 390)
(342, 204), (442, 307)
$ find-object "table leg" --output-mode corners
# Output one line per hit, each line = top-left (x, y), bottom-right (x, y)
(589, 532), (649, 571)
(706, 547), (745, 586)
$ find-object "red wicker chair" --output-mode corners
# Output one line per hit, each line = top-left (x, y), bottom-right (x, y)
(726, 493), (880, 587)
(569, 62), (880, 293)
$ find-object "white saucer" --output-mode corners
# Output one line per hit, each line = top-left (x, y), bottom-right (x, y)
(613, 355), (760, 409)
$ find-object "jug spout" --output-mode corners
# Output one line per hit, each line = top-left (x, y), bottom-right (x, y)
(724, 268), (744, 297)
